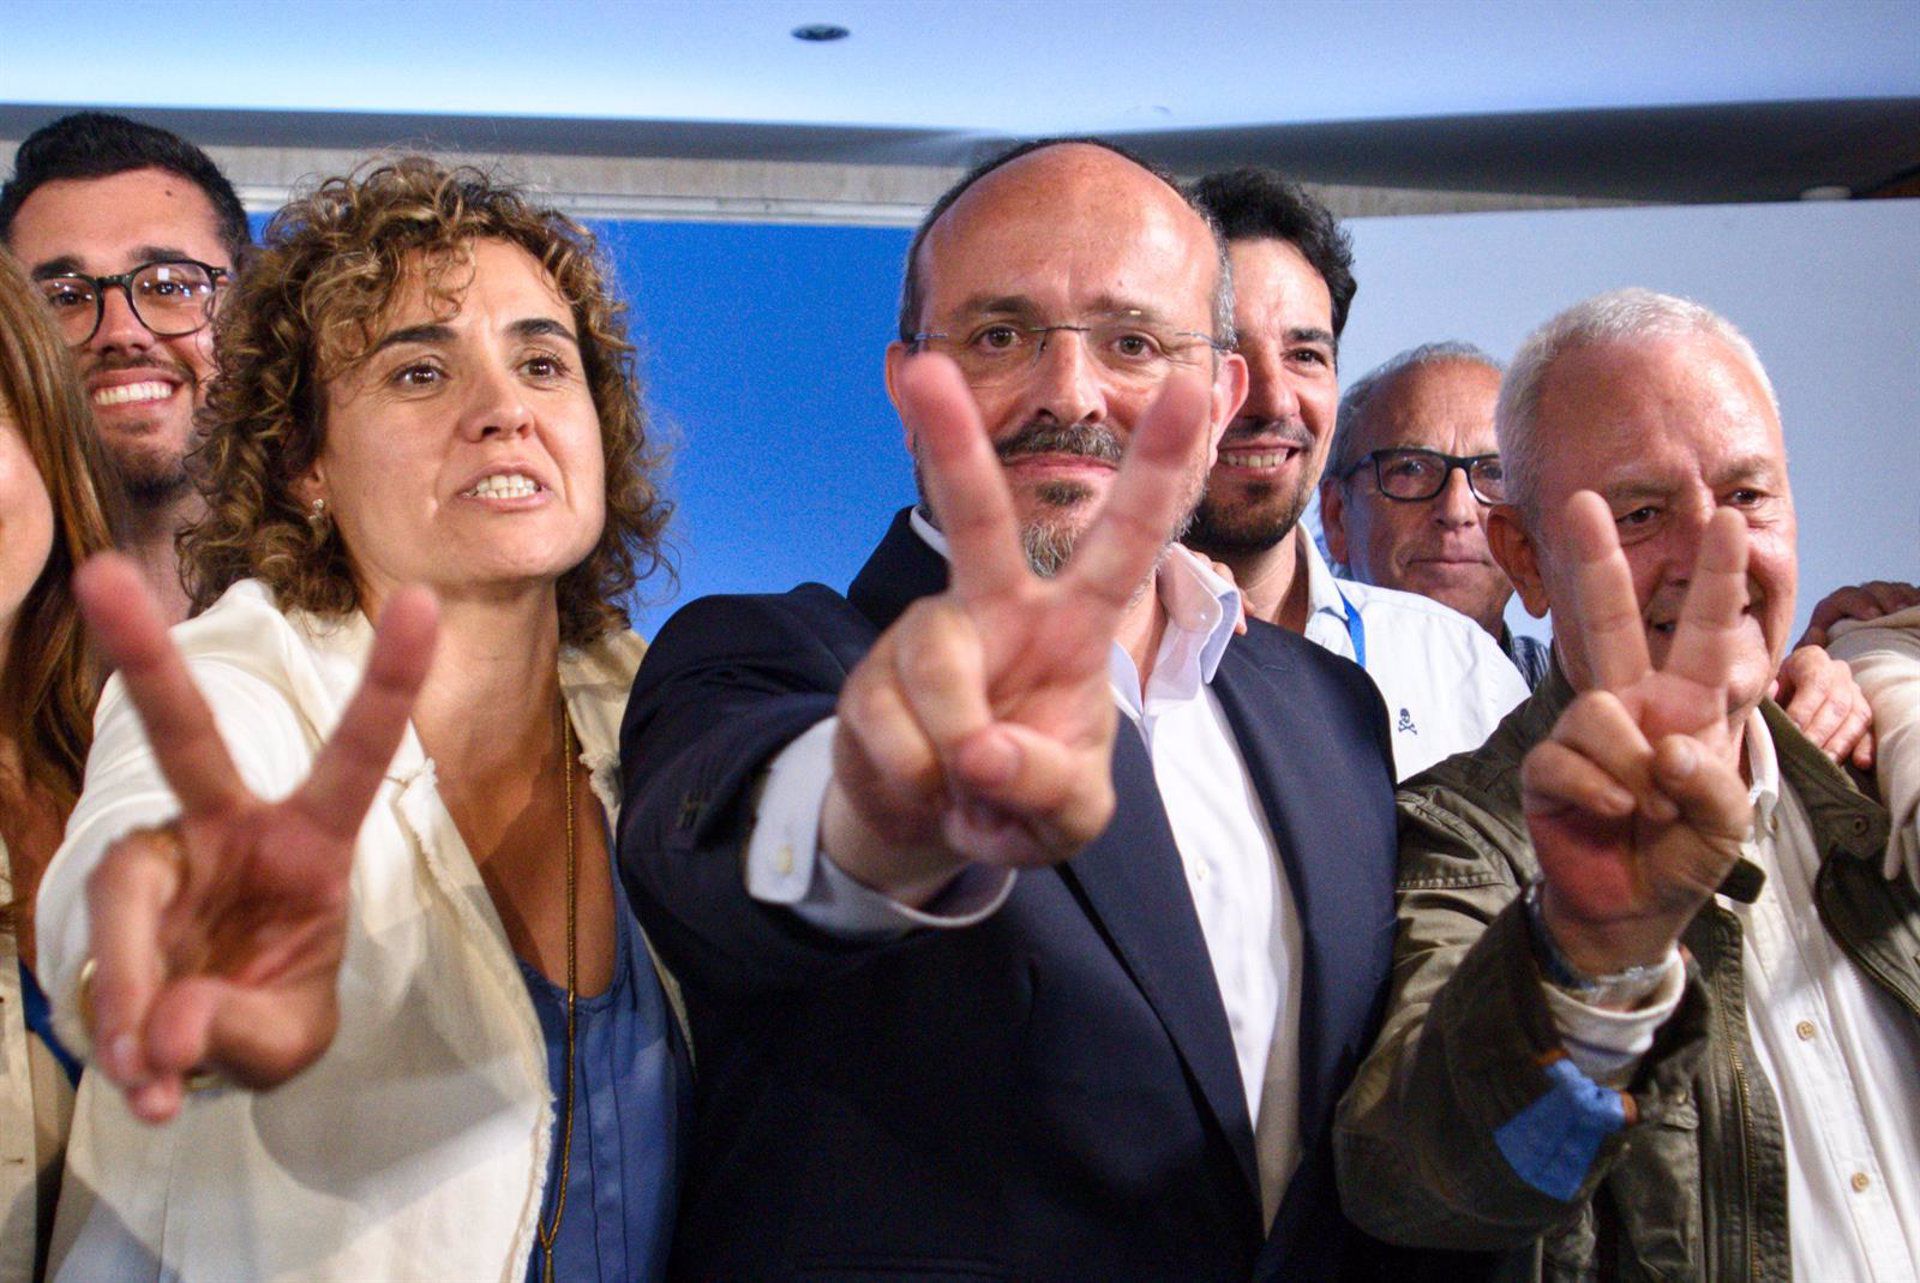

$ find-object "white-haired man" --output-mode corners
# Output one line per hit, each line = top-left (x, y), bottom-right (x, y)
(1335, 288), (1920, 1279)
(1327, 342), (1891, 763)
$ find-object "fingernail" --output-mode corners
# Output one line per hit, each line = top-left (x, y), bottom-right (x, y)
(107, 1033), (141, 1083)
(1667, 741), (1697, 777)
(131, 1081), (171, 1124)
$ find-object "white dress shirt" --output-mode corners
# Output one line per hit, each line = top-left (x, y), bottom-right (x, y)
(746, 514), (1305, 1224)
(1300, 537), (1529, 781)
(1546, 711), (1920, 1280)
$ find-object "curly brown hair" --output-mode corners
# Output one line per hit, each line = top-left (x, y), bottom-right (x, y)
(181, 156), (670, 645)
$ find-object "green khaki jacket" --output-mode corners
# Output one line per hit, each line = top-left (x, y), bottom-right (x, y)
(1335, 665), (1920, 1282)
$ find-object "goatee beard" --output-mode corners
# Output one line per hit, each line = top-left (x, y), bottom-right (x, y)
(916, 417), (1199, 582)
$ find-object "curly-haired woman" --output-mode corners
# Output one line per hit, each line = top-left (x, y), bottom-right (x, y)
(37, 159), (688, 1282)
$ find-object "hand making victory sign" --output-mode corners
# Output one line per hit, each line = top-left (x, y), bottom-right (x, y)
(72, 555), (437, 1123)
(822, 353), (1216, 906)
(1522, 492), (1759, 983)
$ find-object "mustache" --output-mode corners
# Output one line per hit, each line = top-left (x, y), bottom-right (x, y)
(1220, 417), (1312, 449)
(995, 420), (1124, 466)
(84, 351), (197, 380)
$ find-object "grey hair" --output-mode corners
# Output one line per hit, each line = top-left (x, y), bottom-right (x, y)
(1328, 341), (1504, 483)
(1495, 288), (1778, 514)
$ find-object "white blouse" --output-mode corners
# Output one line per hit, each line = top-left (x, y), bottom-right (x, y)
(36, 580), (672, 1283)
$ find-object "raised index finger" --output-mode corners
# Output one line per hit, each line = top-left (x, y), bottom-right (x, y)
(895, 353), (1029, 602)
(1563, 491), (1653, 692)
(1060, 370), (1211, 615)
(1663, 507), (1749, 689)
(288, 586), (438, 841)
(76, 554), (248, 817)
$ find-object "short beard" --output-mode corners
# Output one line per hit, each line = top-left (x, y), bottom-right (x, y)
(1184, 477), (1309, 557)
(105, 444), (194, 509)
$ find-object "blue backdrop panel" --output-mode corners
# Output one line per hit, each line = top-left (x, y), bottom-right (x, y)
(589, 218), (916, 634)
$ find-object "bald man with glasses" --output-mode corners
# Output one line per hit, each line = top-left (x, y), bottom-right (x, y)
(617, 138), (1449, 1280)
(1321, 343), (1553, 685)
(1, 112), (249, 623)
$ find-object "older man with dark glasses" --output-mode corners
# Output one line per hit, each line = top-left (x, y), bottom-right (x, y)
(1321, 342), (1550, 681)
(0, 111), (249, 624)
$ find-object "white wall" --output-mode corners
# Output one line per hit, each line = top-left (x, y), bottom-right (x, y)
(1335, 198), (1920, 641)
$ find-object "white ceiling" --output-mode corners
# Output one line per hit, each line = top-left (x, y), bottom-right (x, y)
(7, 0), (1917, 135)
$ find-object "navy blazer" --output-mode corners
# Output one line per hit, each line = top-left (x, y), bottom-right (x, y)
(619, 510), (1402, 1282)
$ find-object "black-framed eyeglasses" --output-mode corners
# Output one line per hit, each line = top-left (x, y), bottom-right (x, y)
(34, 258), (231, 345)
(1343, 447), (1507, 504)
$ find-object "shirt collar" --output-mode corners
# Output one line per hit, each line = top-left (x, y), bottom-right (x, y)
(906, 507), (1242, 703)
(1300, 533), (1349, 623)
(1743, 706), (1783, 833)
(909, 505), (949, 557)
(1156, 544), (1242, 686)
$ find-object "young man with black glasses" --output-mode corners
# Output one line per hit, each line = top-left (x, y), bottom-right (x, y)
(1, 112), (248, 623)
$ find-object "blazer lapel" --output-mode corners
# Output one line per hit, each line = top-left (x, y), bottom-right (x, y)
(848, 508), (948, 631)
(1209, 641), (1391, 1154)
(1059, 721), (1262, 1204)
(848, 508), (1262, 1204)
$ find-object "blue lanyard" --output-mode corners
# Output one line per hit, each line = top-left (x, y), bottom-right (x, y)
(19, 961), (82, 1087)
(1333, 585), (1367, 670)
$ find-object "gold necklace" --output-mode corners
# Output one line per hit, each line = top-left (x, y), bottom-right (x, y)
(535, 708), (577, 1283)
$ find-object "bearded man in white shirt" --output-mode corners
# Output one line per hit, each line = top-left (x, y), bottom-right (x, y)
(1181, 170), (1528, 780)
(1336, 287), (1920, 1280)
(1, 112), (248, 624)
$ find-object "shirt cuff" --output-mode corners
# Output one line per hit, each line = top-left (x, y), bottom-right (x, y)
(1540, 951), (1686, 1087)
(743, 716), (1016, 941)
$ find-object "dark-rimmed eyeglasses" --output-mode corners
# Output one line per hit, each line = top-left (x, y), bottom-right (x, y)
(34, 259), (231, 345)
(1343, 447), (1507, 504)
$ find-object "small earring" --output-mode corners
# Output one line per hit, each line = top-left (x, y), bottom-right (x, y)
(307, 497), (330, 533)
